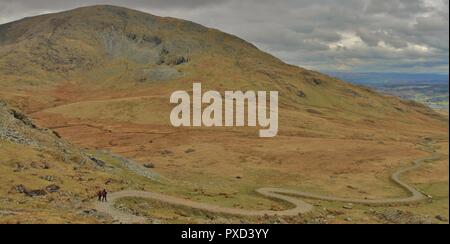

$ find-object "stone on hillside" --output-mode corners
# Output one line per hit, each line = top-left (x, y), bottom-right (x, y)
(144, 163), (155, 168)
(45, 184), (60, 193)
(343, 203), (354, 209)
(161, 149), (173, 156)
(13, 163), (27, 172)
(436, 215), (448, 222)
(26, 189), (47, 197)
(40, 175), (55, 182)
(89, 156), (106, 167)
(15, 185), (27, 194)
(297, 90), (306, 98)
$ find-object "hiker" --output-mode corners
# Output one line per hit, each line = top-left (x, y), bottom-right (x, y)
(102, 189), (108, 202)
(97, 190), (102, 202)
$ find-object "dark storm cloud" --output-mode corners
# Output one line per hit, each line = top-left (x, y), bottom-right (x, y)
(0, 0), (448, 73)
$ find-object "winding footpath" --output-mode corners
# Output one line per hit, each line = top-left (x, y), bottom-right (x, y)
(94, 152), (440, 224)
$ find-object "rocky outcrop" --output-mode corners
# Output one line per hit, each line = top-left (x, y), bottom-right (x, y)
(8, 109), (37, 129)
(89, 156), (107, 167)
(157, 48), (189, 66)
(0, 101), (93, 166)
(15, 184), (60, 197)
(15, 185), (48, 197)
(127, 33), (162, 46)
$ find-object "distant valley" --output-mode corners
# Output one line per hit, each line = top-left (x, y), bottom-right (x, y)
(328, 72), (449, 111)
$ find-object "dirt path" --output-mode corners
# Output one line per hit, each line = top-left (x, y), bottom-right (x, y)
(94, 152), (440, 224)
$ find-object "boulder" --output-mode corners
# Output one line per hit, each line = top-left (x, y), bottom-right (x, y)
(40, 175), (55, 182)
(89, 156), (106, 167)
(144, 163), (155, 169)
(15, 185), (27, 194)
(45, 184), (60, 193)
(297, 90), (306, 98)
(343, 203), (354, 209)
(26, 189), (47, 197)
(436, 215), (448, 222)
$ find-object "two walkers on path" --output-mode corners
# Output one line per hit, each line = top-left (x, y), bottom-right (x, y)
(97, 189), (108, 202)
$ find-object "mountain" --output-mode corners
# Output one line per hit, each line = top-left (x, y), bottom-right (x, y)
(0, 5), (444, 123)
(0, 6), (448, 223)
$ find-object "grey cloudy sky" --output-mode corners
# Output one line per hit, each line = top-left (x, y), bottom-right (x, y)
(0, 0), (448, 74)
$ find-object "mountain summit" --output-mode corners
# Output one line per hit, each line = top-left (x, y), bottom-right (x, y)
(0, 5), (271, 83)
(0, 5), (446, 137)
